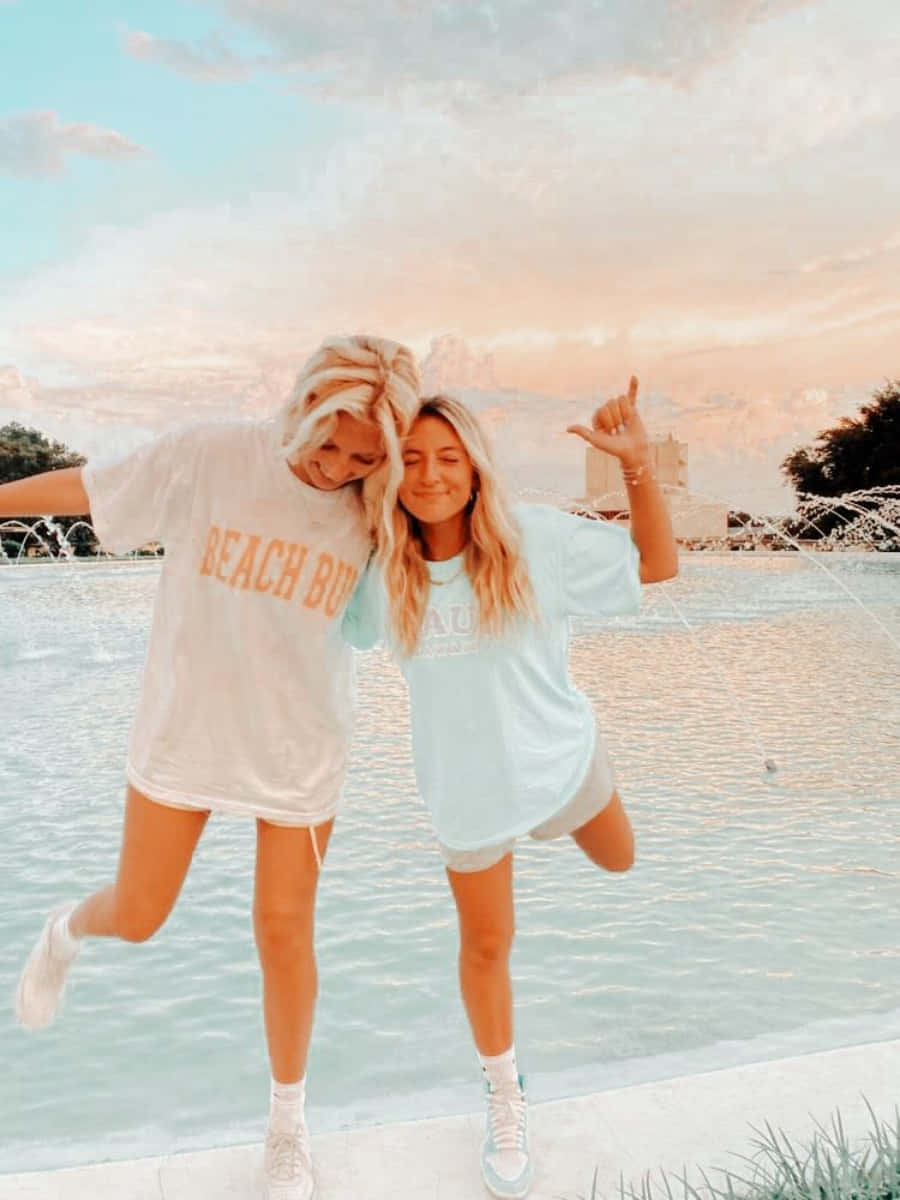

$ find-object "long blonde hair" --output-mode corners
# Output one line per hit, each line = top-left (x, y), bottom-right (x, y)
(383, 394), (536, 655)
(277, 335), (420, 547)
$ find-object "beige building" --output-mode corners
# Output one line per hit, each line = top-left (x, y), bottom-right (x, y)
(582, 435), (728, 541)
(587, 433), (688, 495)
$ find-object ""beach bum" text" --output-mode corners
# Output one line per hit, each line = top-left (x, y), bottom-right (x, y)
(198, 524), (358, 617)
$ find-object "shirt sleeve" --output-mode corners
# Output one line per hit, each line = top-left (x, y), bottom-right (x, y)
(81, 426), (202, 555)
(341, 560), (387, 650)
(556, 509), (642, 618)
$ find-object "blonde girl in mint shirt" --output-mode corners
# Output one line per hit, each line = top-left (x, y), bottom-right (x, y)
(4, 335), (420, 1200)
(343, 380), (678, 1199)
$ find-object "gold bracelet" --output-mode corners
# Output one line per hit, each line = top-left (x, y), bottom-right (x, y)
(621, 461), (654, 485)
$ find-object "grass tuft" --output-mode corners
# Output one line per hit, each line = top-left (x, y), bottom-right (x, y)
(572, 1102), (900, 1200)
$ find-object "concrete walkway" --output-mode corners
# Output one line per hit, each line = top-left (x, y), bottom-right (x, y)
(1, 1040), (896, 1199)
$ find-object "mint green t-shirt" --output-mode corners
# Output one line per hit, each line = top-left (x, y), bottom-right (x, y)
(342, 504), (641, 850)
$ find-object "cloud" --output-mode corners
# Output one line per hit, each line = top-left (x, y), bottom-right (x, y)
(0, 366), (34, 410)
(120, 28), (262, 82)
(125, 0), (812, 96)
(0, 111), (146, 177)
(799, 231), (900, 274)
(3, 2), (897, 514)
(3, 109), (896, 402)
(422, 334), (500, 393)
(0, 355), (281, 447)
(117, 0), (896, 191)
(3, 63), (897, 388)
(0, 370), (156, 463)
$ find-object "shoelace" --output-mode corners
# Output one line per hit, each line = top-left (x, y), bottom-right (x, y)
(487, 1082), (527, 1151)
(266, 1126), (311, 1182)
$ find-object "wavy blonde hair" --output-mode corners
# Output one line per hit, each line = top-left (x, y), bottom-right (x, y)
(276, 334), (421, 547)
(383, 394), (536, 655)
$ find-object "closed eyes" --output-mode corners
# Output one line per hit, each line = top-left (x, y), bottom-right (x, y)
(403, 454), (462, 465)
(321, 441), (379, 465)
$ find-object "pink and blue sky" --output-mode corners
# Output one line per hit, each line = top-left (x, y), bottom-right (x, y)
(2, 0), (898, 511)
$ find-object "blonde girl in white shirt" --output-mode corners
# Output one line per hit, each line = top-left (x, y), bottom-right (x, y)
(3, 334), (420, 1200)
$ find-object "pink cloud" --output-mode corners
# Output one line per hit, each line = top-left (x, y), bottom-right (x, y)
(421, 334), (500, 393)
(124, 0), (815, 97)
(121, 29), (260, 82)
(0, 111), (146, 177)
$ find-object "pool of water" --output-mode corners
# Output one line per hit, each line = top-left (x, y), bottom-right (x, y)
(1, 552), (898, 1172)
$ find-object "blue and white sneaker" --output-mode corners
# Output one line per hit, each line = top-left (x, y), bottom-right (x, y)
(480, 1074), (533, 1198)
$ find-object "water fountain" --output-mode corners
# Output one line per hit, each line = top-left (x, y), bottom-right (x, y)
(1, 516), (124, 562)
(0, 516), (133, 663)
(716, 486), (900, 554)
(519, 482), (900, 779)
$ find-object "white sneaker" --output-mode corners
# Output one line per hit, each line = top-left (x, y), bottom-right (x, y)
(481, 1074), (533, 1198)
(15, 902), (80, 1030)
(264, 1120), (316, 1200)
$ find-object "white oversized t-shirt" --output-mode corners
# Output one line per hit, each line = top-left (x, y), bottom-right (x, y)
(82, 418), (370, 824)
(343, 503), (641, 850)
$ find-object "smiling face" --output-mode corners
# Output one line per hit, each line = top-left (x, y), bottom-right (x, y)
(290, 410), (386, 490)
(399, 414), (476, 532)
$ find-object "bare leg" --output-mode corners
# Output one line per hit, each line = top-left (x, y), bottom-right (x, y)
(253, 817), (334, 1083)
(69, 785), (209, 942)
(447, 853), (516, 1056)
(571, 789), (635, 872)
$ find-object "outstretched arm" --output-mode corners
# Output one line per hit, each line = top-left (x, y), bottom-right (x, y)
(0, 467), (90, 518)
(568, 377), (678, 584)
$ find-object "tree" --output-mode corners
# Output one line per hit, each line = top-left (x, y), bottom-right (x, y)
(781, 380), (900, 497)
(728, 510), (753, 528)
(780, 381), (900, 546)
(0, 423), (98, 557)
(0, 422), (86, 484)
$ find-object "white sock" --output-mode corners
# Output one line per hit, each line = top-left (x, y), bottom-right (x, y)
(269, 1076), (306, 1129)
(54, 910), (81, 957)
(479, 1046), (520, 1090)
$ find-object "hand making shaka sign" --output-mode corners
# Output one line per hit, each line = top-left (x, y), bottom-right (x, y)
(566, 375), (649, 472)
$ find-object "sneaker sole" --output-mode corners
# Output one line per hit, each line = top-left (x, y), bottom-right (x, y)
(261, 1162), (318, 1200)
(482, 1169), (534, 1199)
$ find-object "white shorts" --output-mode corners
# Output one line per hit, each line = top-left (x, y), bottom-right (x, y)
(438, 744), (616, 874)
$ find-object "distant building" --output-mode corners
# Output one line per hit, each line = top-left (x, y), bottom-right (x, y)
(582, 435), (728, 541)
(587, 433), (688, 495)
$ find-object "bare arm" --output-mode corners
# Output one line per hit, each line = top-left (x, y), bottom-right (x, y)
(568, 376), (678, 584)
(622, 467), (678, 583)
(0, 467), (91, 518)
